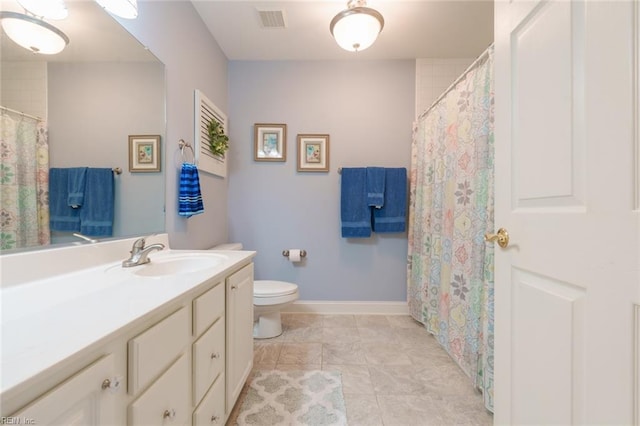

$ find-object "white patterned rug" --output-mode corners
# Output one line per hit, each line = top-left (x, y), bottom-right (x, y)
(235, 370), (348, 426)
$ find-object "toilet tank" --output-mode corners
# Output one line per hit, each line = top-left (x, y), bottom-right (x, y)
(211, 243), (243, 250)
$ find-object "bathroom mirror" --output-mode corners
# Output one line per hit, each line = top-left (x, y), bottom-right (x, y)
(0, 0), (166, 252)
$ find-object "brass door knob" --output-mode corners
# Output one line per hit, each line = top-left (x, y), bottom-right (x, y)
(485, 228), (509, 248)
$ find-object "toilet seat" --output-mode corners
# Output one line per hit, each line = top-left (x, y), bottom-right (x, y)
(254, 280), (297, 297)
(253, 280), (298, 307)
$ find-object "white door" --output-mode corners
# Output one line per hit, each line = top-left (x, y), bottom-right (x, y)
(493, 1), (640, 424)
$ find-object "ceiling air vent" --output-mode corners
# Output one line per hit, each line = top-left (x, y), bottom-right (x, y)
(257, 9), (286, 29)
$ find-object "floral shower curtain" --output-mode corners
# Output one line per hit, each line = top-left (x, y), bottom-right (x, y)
(0, 110), (50, 250)
(407, 46), (494, 412)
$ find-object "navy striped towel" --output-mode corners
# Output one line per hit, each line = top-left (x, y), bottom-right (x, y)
(178, 163), (204, 217)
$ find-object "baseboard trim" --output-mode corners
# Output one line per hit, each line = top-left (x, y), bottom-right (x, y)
(281, 301), (409, 315)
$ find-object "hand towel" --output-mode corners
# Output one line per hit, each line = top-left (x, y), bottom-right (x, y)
(366, 167), (385, 208)
(80, 168), (114, 237)
(67, 167), (88, 208)
(373, 167), (407, 233)
(340, 167), (371, 238)
(178, 163), (204, 218)
(49, 168), (81, 232)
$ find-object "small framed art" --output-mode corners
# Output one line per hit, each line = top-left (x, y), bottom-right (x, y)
(254, 123), (287, 161)
(129, 135), (161, 172)
(297, 134), (329, 172)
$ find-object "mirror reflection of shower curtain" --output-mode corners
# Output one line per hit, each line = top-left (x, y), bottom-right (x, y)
(407, 46), (494, 412)
(0, 109), (50, 250)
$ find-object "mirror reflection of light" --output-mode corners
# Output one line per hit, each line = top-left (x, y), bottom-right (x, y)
(0, 12), (69, 54)
(17, 0), (68, 20)
(95, 0), (138, 19)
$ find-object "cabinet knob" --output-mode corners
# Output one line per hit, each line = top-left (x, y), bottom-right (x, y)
(163, 409), (176, 419)
(210, 414), (220, 423)
(231, 285), (237, 290)
(101, 376), (122, 392)
(210, 352), (220, 360)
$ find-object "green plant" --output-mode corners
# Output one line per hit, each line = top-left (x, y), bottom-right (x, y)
(207, 119), (229, 157)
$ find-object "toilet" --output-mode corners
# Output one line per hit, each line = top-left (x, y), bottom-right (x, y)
(211, 243), (299, 339)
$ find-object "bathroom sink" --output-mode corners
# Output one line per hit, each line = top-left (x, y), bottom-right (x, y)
(133, 253), (226, 277)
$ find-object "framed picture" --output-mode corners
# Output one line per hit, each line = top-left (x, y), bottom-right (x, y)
(297, 134), (330, 172)
(254, 123), (287, 162)
(129, 135), (161, 172)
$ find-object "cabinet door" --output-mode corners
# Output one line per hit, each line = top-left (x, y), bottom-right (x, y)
(13, 354), (118, 425)
(225, 263), (254, 414)
(128, 307), (189, 395)
(192, 374), (225, 426)
(128, 353), (190, 426)
(193, 317), (225, 405)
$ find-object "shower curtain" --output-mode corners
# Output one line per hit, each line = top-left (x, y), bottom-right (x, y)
(0, 110), (50, 250)
(407, 46), (494, 412)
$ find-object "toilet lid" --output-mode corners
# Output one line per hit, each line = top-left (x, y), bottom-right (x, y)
(254, 280), (298, 297)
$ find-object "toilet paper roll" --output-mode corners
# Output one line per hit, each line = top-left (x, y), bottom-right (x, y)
(288, 249), (302, 263)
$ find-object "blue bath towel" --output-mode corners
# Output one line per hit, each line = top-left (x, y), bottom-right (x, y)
(178, 163), (204, 218)
(340, 167), (371, 238)
(67, 167), (88, 208)
(366, 167), (385, 208)
(80, 168), (114, 236)
(373, 168), (407, 233)
(49, 168), (81, 232)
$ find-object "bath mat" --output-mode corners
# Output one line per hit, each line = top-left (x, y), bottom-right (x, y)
(235, 370), (348, 426)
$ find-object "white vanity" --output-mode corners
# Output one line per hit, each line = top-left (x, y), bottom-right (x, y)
(0, 234), (255, 425)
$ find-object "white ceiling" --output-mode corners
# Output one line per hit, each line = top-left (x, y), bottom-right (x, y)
(191, 0), (494, 61)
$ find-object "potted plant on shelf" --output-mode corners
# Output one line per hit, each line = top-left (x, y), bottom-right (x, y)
(207, 119), (229, 157)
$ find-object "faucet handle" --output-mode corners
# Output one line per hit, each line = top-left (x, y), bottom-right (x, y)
(131, 237), (146, 253)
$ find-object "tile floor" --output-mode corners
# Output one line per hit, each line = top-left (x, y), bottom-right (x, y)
(228, 313), (493, 426)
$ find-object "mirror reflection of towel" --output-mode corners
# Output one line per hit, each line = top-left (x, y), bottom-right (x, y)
(80, 168), (114, 236)
(67, 167), (88, 208)
(49, 168), (81, 231)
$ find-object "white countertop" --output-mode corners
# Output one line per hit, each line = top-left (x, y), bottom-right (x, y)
(0, 245), (255, 397)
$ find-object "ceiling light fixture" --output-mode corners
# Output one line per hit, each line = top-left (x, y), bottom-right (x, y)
(16, 0), (68, 20)
(0, 11), (69, 54)
(330, 0), (384, 52)
(94, 0), (138, 19)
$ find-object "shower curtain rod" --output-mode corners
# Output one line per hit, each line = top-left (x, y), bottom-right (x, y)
(417, 43), (494, 121)
(0, 105), (42, 121)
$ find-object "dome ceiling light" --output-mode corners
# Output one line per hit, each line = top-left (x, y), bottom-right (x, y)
(329, 0), (384, 52)
(0, 11), (69, 55)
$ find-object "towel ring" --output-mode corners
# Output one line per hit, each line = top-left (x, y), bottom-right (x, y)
(178, 139), (195, 163)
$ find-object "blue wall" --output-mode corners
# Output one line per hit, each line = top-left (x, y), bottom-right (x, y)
(120, 1), (230, 250)
(227, 60), (415, 301)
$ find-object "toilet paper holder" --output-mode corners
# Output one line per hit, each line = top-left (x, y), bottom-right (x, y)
(282, 249), (307, 258)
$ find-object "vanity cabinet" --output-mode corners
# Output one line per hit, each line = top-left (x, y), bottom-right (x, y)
(12, 354), (118, 425)
(3, 252), (255, 426)
(225, 263), (254, 414)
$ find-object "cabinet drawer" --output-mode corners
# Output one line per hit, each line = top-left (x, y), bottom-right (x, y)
(193, 281), (224, 337)
(193, 373), (225, 426)
(13, 354), (117, 425)
(128, 307), (189, 395)
(129, 353), (190, 426)
(193, 317), (225, 405)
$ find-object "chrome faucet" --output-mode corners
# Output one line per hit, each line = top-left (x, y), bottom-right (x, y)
(122, 237), (165, 267)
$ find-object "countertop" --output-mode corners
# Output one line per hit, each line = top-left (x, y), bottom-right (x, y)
(0, 245), (255, 398)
